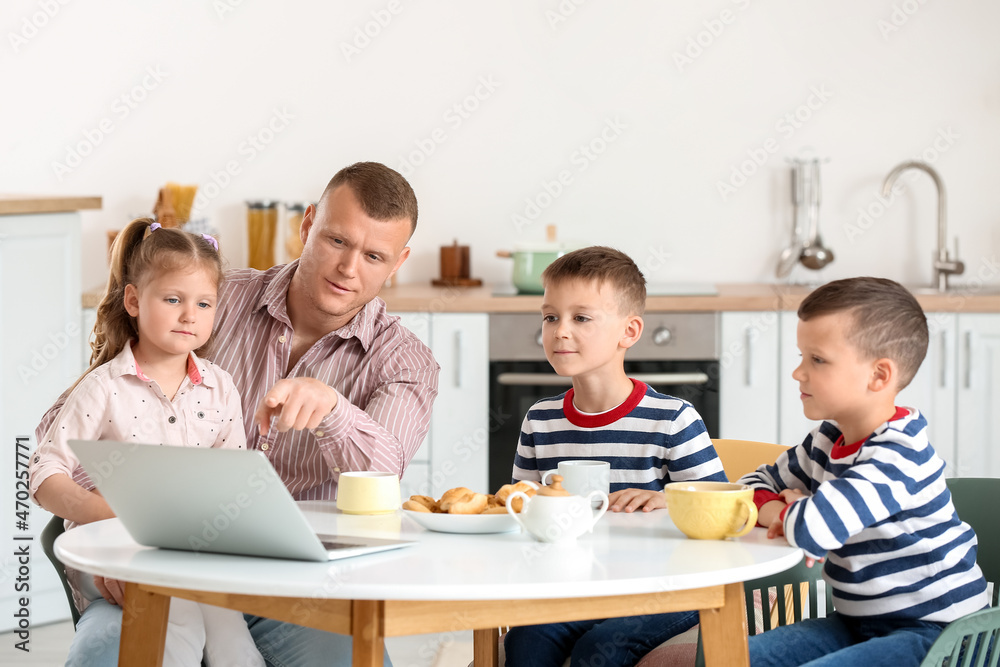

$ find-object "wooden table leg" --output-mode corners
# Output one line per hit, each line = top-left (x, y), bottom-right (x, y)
(352, 600), (385, 667)
(699, 582), (749, 667)
(119, 582), (170, 667)
(473, 627), (500, 667)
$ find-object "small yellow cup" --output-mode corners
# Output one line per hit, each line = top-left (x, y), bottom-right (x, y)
(336, 472), (400, 515)
(664, 481), (758, 540)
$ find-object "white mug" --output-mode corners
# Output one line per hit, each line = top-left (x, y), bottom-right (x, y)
(542, 460), (611, 501)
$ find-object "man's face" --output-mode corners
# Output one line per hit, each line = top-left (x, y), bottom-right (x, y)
(294, 184), (411, 332)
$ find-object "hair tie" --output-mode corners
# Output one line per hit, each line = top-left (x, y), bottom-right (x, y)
(149, 222), (162, 232)
(201, 234), (219, 252)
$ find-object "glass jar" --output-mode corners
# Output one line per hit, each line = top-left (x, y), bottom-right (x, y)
(284, 202), (310, 261)
(246, 200), (278, 269)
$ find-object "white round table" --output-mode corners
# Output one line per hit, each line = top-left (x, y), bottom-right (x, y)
(56, 502), (802, 667)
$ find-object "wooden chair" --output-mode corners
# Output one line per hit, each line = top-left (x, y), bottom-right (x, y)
(710, 438), (790, 483)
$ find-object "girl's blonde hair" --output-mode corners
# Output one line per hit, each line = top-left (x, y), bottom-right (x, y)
(81, 217), (223, 384)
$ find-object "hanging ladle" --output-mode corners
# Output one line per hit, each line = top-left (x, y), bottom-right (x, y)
(798, 159), (834, 270)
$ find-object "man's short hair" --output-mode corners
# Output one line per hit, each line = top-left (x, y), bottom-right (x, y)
(798, 277), (928, 390)
(320, 162), (418, 234)
(541, 246), (646, 316)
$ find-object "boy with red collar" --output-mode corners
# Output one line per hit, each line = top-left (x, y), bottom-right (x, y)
(505, 246), (725, 667)
(743, 277), (987, 667)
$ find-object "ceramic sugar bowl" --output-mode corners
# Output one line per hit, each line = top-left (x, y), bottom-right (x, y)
(507, 475), (609, 543)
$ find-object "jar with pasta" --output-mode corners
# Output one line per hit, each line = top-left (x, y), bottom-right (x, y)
(246, 200), (278, 269)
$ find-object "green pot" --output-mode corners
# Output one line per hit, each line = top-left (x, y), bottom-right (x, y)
(498, 246), (566, 294)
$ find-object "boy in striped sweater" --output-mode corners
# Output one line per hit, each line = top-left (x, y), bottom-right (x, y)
(505, 247), (726, 667)
(742, 277), (987, 667)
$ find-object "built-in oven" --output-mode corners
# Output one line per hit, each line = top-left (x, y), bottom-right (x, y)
(487, 312), (720, 493)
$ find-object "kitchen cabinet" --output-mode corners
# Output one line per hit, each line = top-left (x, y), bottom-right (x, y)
(718, 311), (780, 444)
(426, 313), (490, 497)
(955, 314), (1000, 477)
(778, 311), (1000, 478)
(395, 313), (490, 498)
(1, 211), (83, 631)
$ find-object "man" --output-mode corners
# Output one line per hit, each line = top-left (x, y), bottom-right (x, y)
(40, 162), (440, 666)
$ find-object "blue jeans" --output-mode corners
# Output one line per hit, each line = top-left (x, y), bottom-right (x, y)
(64, 599), (392, 666)
(504, 610), (699, 667)
(747, 612), (946, 667)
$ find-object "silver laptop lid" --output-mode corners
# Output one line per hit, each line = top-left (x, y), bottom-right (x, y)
(70, 440), (333, 562)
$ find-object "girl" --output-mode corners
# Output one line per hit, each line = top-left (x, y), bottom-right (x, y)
(29, 218), (264, 667)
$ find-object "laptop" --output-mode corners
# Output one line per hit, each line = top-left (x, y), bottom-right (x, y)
(68, 440), (414, 562)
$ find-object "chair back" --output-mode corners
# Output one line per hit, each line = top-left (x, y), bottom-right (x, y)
(920, 606), (1000, 667)
(711, 439), (791, 483)
(41, 514), (80, 627)
(946, 477), (1000, 606)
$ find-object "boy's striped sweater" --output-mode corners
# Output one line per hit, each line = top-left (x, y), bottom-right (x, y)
(741, 408), (988, 622)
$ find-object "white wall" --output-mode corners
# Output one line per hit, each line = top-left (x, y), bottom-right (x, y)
(2, 0), (999, 291)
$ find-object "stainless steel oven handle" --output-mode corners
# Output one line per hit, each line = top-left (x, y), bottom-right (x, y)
(497, 372), (709, 386)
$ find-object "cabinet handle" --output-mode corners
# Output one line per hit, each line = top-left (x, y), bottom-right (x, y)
(963, 331), (973, 389)
(939, 329), (948, 389)
(454, 330), (463, 388)
(744, 325), (754, 387)
(497, 372), (709, 387)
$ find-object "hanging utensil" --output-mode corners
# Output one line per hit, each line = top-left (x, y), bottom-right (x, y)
(799, 159), (834, 270)
(776, 161), (808, 278)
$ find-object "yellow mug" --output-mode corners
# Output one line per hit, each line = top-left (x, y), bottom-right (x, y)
(664, 481), (758, 540)
(336, 472), (400, 515)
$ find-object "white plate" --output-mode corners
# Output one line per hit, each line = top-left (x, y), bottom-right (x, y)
(402, 509), (520, 534)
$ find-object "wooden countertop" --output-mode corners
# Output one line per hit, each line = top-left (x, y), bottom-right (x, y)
(0, 194), (102, 215)
(83, 281), (1000, 312)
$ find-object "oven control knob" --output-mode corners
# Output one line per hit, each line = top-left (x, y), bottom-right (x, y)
(652, 326), (673, 346)
(535, 329), (544, 347)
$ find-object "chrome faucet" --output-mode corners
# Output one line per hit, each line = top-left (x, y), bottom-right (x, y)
(881, 161), (964, 291)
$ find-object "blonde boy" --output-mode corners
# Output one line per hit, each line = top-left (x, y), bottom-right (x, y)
(743, 277), (987, 667)
(505, 246), (725, 667)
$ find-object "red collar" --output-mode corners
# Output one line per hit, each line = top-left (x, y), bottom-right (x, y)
(831, 406), (909, 458)
(564, 379), (647, 428)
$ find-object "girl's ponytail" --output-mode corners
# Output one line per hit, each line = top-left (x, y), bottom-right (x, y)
(86, 218), (152, 376)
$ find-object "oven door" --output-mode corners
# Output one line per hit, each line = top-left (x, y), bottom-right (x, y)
(487, 359), (719, 493)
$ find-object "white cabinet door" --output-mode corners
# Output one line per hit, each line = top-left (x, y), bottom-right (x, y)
(0, 212), (82, 630)
(955, 314), (1000, 478)
(429, 313), (489, 497)
(778, 311), (821, 447)
(897, 314), (957, 475)
(718, 311), (780, 444)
